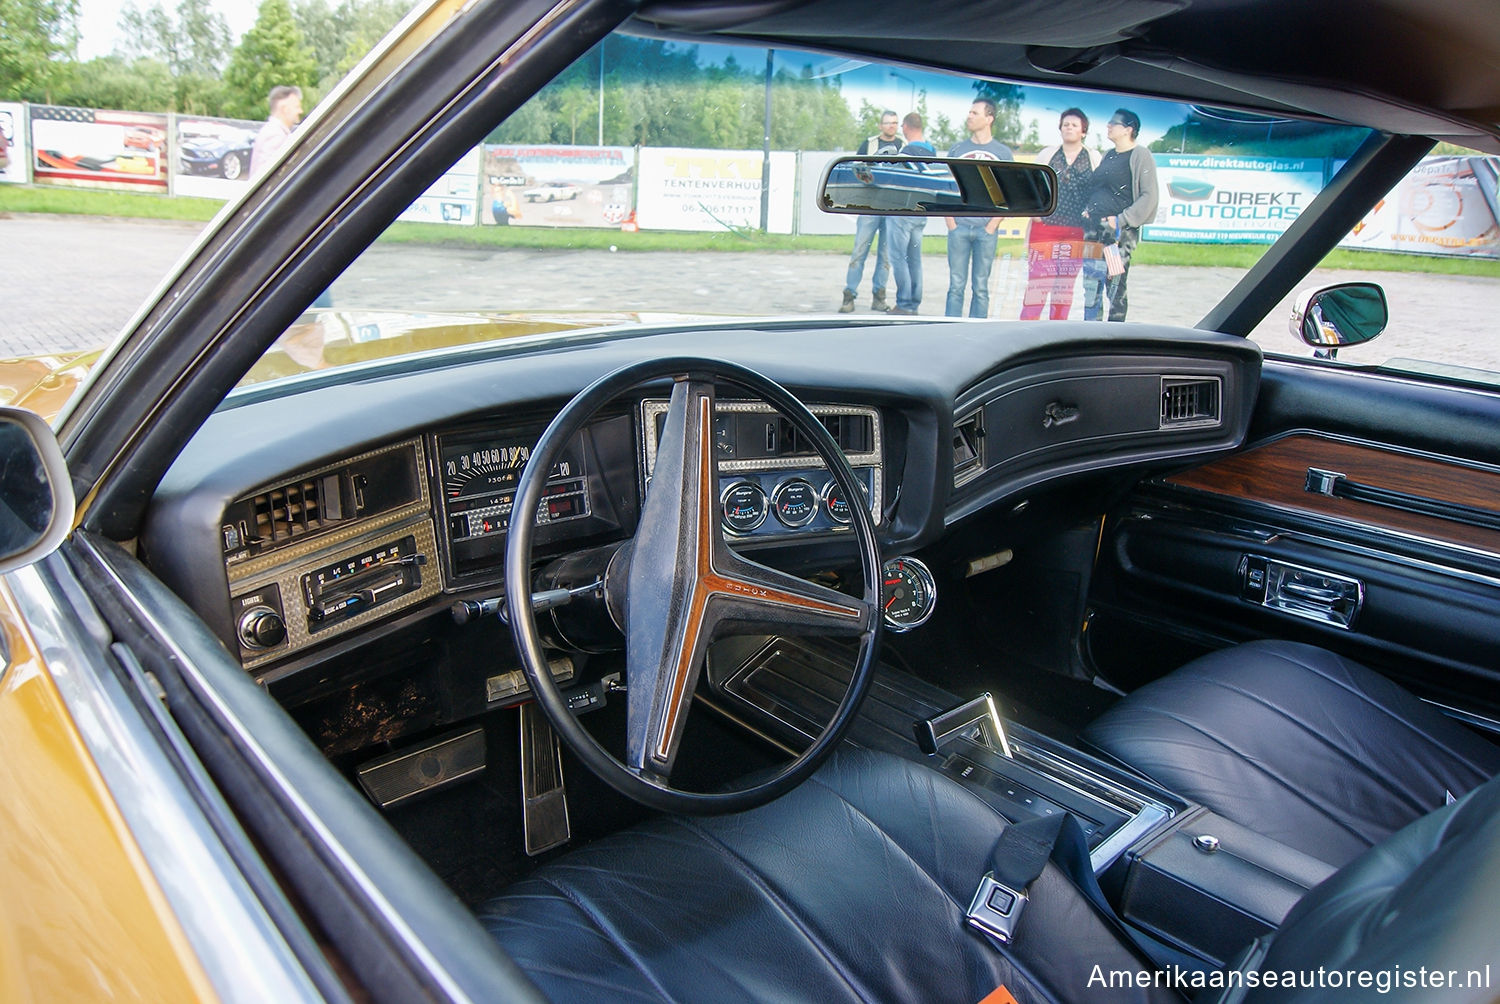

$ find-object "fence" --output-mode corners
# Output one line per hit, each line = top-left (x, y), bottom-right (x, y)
(1, 102), (1495, 258)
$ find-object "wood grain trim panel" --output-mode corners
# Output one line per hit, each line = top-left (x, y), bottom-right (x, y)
(1165, 434), (1500, 554)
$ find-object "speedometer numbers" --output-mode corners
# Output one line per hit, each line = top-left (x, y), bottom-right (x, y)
(881, 556), (936, 632)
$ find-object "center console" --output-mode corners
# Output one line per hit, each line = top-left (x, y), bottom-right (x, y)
(701, 635), (1178, 874)
(701, 634), (1337, 967)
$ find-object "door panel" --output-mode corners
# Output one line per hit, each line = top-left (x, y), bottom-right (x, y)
(1091, 358), (1500, 723)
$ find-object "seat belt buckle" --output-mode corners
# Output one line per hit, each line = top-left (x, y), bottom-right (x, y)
(967, 871), (1028, 944)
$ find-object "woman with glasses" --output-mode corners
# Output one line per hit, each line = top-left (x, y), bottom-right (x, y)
(1079, 109), (1160, 321)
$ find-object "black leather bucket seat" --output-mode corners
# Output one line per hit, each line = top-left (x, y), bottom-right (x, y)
(480, 743), (1500, 1002)
(1082, 640), (1500, 866)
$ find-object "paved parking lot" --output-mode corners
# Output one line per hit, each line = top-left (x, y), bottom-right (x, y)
(3, 214), (1496, 371)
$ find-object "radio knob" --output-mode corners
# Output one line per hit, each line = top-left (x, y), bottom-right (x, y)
(239, 606), (287, 650)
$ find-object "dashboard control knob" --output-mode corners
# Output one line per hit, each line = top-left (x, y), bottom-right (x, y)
(238, 606), (287, 650)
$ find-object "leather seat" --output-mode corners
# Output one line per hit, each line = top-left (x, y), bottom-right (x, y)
(481, 744), (1500, 1003)
(1081, 640), (1500, 866)
(479, 748), (1176, 1004)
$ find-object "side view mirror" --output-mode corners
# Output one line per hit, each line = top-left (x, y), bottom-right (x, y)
(1290, 282), (1388, 358)
(819, 156), (1058, 217)
(0, 407), (74, 575)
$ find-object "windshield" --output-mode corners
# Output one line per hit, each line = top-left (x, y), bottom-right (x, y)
(199, 34), (1493, 387)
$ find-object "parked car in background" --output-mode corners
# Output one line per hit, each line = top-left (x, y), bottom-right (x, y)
(2, 0), (1500, 1001)
(177, 126), (258, 180)
(521, 179), (580, 202)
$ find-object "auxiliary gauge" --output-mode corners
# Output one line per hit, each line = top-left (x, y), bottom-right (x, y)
(881, 556), (936, 631)
(772, 478), (819, 527)
(721, 481), (769, 534)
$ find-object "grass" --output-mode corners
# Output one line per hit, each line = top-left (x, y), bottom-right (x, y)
(5, 184), (1499, 277)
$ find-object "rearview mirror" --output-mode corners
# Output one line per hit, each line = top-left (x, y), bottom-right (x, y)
(1290, 282), (1388, 355)
(819, 156), (1058, 216)
(0, 407), (74, 574)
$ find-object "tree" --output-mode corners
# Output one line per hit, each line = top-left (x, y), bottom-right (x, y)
(117, 0), (230, 113)
(971, 80), (1025, 145)
(222, 0), (317, 120)
(295, 0), (410, 92)
(51, 54), (175, 111)
(0, 0), (80, 102)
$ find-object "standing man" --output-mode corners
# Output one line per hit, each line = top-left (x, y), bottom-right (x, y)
(1020, 108), (1097, 320)
(839, 110), (904, 313)
(1079, 108), (1159, 321)
(250, 85), (304, 179)
(888, 112), (936, 315)
(945, 99), (1014, 318)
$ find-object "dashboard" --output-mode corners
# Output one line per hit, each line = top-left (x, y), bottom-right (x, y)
(196, 398), (886, 673)
(140, 320), (1261, 686)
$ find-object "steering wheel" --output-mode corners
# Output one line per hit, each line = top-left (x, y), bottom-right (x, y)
(505, 357), (882, 815)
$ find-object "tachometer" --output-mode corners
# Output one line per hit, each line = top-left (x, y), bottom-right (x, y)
(882, 556), (936, 631)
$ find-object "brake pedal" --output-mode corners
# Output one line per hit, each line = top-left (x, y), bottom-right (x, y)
(520, 703), (571, 855)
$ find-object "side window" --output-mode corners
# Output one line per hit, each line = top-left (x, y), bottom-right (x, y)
(1250, 150), (1500, 384)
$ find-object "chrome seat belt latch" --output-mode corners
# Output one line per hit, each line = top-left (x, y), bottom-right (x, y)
(966, 871), (1028, 944)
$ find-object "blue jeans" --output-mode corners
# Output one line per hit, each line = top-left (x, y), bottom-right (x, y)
(1081, 255), (1107, 321)
(945, 225), (998, 318)
(845, 215), (889, 295)
(888, 218), (925, 311)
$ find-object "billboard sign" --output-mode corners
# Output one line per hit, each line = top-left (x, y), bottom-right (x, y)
(1145, 154), (1327, 243)
(173, 115), (262, 199)
(480, 144), (634, 228)
(1342, 155), (1500, 258)
(636, 148), (794, 233)
(31, 106), (169, 192)
(398, 146), (481, 226)
(0, 104), (28, 184)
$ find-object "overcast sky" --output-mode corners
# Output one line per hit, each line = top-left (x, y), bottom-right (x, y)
(76, 0), (258, 59)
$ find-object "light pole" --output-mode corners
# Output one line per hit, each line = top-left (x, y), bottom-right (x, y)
(889, 71), (916, 110)
(597, 44), (605, 146)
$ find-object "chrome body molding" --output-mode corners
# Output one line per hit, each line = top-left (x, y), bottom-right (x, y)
(6, 558), (324, 1004)
(71, 534), (481, 1004)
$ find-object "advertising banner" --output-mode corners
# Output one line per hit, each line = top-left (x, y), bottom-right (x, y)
(31, 105), (169, 192)
(1341, 155), (1500, 259)
(173, 114), (262, 199)
(636, 148), (795, 233)
(1144, 154), (1327, 244)
(0, 104), (28, 184)
(480, 144), (634, 228)
(398, 146), (480, 226)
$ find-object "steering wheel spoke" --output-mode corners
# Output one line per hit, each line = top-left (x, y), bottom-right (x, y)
(507, 357), (882, 814)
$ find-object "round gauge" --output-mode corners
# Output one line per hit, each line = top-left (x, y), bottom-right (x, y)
(721, 481), (769, 534)
(821, 479), (853, 524)
(772, 478), (819, 527)
(881, 556), (937, 632)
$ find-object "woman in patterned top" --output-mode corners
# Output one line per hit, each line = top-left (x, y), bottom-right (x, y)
(1020, 108), (1098, 320)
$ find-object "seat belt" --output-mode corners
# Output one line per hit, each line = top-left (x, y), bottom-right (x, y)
(968, 812), (1205, 973)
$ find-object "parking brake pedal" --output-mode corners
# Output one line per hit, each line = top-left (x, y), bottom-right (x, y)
(520, 702), (571, 855)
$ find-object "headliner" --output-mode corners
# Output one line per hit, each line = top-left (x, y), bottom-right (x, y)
(629, 0), (1500, 153)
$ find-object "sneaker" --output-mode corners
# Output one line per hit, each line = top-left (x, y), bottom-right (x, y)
(871, 289), (890, 312)
(838, 290), (855, 313)
(890, 306), (917, 315)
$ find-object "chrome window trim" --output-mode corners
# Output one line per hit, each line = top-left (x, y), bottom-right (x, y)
(72, 534), (479, 1004)
(6, 559), (323, 1004)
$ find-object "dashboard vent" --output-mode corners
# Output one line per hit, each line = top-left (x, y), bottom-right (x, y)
(953, 410), (984, 486)
(1160, 377), (1221, 428)
(252, 478), (333, 546)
